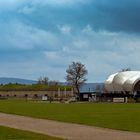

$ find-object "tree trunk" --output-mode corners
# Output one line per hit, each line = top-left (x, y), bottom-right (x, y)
(76, 85), (80, 101)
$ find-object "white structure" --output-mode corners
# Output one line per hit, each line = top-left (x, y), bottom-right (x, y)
(104, 71), (140, 94)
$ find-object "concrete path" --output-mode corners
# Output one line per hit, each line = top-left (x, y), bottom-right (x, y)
(0, 112), (140, 140)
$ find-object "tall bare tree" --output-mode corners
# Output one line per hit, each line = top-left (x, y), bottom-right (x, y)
(66, 62), (88, 98)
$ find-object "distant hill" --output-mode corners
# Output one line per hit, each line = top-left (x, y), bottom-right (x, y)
(0, 77), (37, 85)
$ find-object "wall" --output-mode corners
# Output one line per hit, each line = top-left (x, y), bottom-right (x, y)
(0, 90), (74, 99)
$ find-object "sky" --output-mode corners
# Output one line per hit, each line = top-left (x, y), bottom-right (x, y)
(0, 0), (140, 82)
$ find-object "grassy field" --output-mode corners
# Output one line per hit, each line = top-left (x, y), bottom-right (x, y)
(0, 99), (140, 132)
(0, 125), (64, 140)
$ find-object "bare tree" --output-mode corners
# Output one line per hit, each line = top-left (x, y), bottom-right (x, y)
(38, 77), (43, 84)
(43, 77), (49, 84)
(66, 62), (88, 98)
(38, 76), (49, 85)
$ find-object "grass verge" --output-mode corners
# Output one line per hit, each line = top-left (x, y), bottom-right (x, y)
(0, 125), (64, 140)
(0, 99), (140, 132)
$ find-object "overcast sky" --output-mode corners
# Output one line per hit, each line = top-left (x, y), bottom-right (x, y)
(0, 0), (140, 82)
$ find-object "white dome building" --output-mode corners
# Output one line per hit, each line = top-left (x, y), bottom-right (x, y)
(104, 71), (140, 94)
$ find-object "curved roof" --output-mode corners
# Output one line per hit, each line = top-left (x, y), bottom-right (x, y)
(104, 73), (118, 92)
(105, 71), (140, 92)
(123, 75), (140, 92)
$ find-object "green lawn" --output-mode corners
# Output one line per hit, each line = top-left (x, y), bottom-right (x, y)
(0, 125), (64, 140)
(0, 99), (140, 132)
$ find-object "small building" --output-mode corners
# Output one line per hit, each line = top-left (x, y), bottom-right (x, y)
(80, 92), (98, 101)
(80, 83), (103, 101)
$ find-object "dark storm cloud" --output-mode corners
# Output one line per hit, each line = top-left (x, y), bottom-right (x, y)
(90, 0), (140, 33)
(18, 0), (140, 33)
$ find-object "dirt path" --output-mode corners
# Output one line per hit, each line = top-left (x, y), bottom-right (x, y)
(0, 113), (140, 140)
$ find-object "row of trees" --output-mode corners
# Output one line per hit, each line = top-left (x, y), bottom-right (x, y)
(38, 62), (88, 98)
(38, 77), (59, 86)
